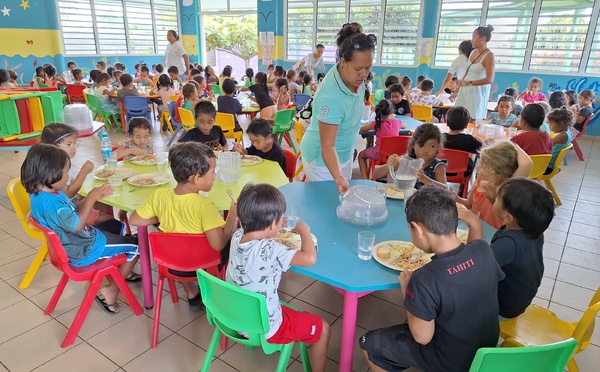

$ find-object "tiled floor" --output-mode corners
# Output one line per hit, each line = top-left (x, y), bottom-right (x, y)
(0, 116), (599, 371)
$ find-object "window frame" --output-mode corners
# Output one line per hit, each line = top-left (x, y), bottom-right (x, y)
(56, 0), (180, 57)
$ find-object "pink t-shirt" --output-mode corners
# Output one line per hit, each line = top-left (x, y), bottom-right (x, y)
(522, 92), (546, 103)
(372, 118), (402, 150)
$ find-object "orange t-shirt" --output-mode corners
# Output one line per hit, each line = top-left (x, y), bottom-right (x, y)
(471, 178), (503, 229)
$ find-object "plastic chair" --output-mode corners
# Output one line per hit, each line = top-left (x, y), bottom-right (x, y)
(283, 150), (297, 182)
(572, 114), (593, 161)
(439, 149), (471, 198)
(85, 92), (122, 131)
(293, 94), (311, 113)
(166, 100), (183, 147)
(215, 112), (243, 146)
(66, 84), (86, 104)
(123, 96), (150, 131)
(196, 269), (312, 372)
(178, 107), (196, 131)
(535, 144), (572, 205)
(148, 232), (224, 349)
(411, 104), (433, 122)
(373, 89), (385, 104)
(369, 136), (411, 180)
(499, 287), (600, 372)
(272, 109), (297, 153)
(6, 178), (46, 289)
(28, 216), (143, 348)
(209, 84), (223, 96)
(528, 154), (552, 179)
(469, 338), (577, 372)
(293, 120), (307, 180)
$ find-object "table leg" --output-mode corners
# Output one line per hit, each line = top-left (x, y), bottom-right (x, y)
(137, 225), (154, 309)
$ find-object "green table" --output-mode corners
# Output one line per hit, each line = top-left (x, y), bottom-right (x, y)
(81, 158), (288, 309)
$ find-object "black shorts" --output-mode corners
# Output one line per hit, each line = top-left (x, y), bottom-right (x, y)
(359, 324), (427, 372)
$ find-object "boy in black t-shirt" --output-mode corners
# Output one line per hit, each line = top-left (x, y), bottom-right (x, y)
(489, 178), (554, 318)
(444, 106), (483, 181)
(389, 84), (411, 116)
(179, 101), (227, 151)
(383, 75), (400, 99)
(360, 186), (504, 372)
(217, 78), (243, 132)
(232, 118), (286, 172)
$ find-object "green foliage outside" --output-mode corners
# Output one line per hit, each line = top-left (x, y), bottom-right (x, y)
(204, 15), (258, 69)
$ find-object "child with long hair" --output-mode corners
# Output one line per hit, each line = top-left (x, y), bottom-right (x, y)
(548, 91), (567, 109)
(94, 72), (120, 116)
(301, 73), (316, 95)
(22, 144), (139, 314)
(357, 99), (402, 179)
(150, 74), (177, 113)
(275, 78), (291, 110)
(545, 107), (574, 175)
(240, 72), (276, 121)
(244, 68), (255, 87)
(115, 118), (153, 160)
(33, 66), (45, 88)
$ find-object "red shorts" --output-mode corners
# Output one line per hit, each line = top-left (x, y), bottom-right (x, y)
(267, 306), (322, 345)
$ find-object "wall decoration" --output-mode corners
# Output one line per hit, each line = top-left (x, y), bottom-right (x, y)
(1, 6), (10, 16)
(19, 0), (29, 11)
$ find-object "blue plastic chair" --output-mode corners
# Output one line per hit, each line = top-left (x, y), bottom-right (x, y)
(166, 100), (184, 147)
(294, 94), (311, 113)
(122, 96), (150, 131)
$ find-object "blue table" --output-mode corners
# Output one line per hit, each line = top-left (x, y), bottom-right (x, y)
(279, 180), (496, 372)
(359, 114), (422, 138)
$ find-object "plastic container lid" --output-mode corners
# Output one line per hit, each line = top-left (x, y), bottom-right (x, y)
(336, 185), (388, 226)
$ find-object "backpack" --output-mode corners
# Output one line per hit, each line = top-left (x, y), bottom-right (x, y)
(295, 97), (313, 120)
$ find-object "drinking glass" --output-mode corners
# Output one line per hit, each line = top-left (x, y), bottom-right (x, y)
(358, 231), (375, 260)
(286, 206), (301, 229)
(156, 152), (167, 172)
(108, 151), (118, 169)
(108, 175), (122, 197)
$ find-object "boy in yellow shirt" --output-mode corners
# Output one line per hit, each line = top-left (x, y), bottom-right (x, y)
(130, 142), (238, 310)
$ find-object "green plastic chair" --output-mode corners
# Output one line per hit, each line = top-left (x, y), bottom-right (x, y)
(85, 92), (122, 131)
(0, 99), (20, 137)
(38, 83), (51, 88)
(469, 338), (577, 372)
(196, 269), (312, 372)
(373, 89), (385, 104)
(272, 109), (297, 153)
(209, 84), (223, 96)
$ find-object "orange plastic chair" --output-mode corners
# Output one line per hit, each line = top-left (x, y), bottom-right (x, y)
(178, 107), (196, 131)
(283, 150), (297, 182)
(215, 112), (243, 146)
(528, 154), (552, 179)
(369, 136), (411, 180)
(28, 216), (143, 348)
(411, 104), (433, 122)
(6, 178), (46, 289)
(148, 232), (225, 349)
(535, 144), (572, 205)
(66, 84), (86, 104)
(500, 287), (600, 372)
(572, 114), (593, 161)
(439, 149), (471, 198)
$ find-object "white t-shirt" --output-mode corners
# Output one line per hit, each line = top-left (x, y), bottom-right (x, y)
(165, 40), (187, 75)
(226, 229), (297, 338)
(448, 55), (470, 81)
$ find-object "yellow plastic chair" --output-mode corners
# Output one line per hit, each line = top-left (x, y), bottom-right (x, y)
(178, 107), (196, 131)
(6, 178), (47, 289)
(528, 154), (552, 179)
(294, 120), (306, 179)
(499, 287), (600, 372)
(535, 144), (572, 205)
(411, 104), (433, 122)
(215, 112), (243, 146)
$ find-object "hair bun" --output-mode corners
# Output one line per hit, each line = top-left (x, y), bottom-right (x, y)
(336, 22), (363, 47)
(486, 25), (495, 32)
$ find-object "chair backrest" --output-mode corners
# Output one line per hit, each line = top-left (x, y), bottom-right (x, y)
(538, 144), (572, 180)
(215, 112), (236, 133)
(209, 84), (223, 96)
(6, 177), (44, 240)
(28, 215), (71, 270)
(169, 94), (180, 101)
(123, 96), (149, 115)
(293, 94), (311, 110)
(528, 154), (552, 179)
(373, 89), (385, 104)
(378, 136), (411, 165)
(66, 84), (87, 104)
(576, 113), (594, 137)
(148, 232), (221, 274)
(85, 92), (99, 109)
(273, 109), (296, 133)
(571, 286), (600, 353)
(167, 100), (180, 122)
(178, 107), (196, 130)
(294, 119), (305, 144)
(439, 149), (470, 175)
(411, 104), (433, 122)
(283, 150), (297, 182)
(468, 338), (577, 372)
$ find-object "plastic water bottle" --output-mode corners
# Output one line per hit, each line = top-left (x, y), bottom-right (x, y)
(100, 133), (112, 166)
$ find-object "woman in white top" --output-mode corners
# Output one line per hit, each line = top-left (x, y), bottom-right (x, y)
(295, 44), (326, 77)
(455, 25), (496, 120)
(165, 30), (190, 82)
(436, 40), (473, 97)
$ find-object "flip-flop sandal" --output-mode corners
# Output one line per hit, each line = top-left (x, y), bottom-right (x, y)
(94, 295), (120, 315)
(125, 272), (142, 283)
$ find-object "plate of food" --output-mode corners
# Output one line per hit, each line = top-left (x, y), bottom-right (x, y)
(386, 186), (417, 200)
(241, 155), (262, 166)
(92, 167), (137, 181)
(456, 229), (469, 244)
(373, 240), (434, 271)
(126, 173), (172, 187)
(129, 154), (157, 165)
(274, 230), (318, 250)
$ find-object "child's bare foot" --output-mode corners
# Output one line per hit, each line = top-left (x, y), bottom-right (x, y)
(98, 285), (121, 313)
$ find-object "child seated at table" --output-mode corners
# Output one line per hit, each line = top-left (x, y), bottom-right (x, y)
(115, 118), (153, 160)
(383, 75), (400, 99)
(179, 101), (227, 151)
(94, 73), (120, 116)
(0, 69), (16, 88)
(487, 96), (518, 127)
(407, 74), (426, 100)
(444, 106), (483, 177)
(116, 74), (140, 103)
(130, 142), (238, 310)
(112, 71), (123, 88)
(167, 66), (181, 91)
(227, 183), (329, 372)
(574, 89), (596, 132)
(8, 70), (18, 87)
(275, 78), (291, 110)
(71, 69), (85, 85)
(286, 69), (301, 96)
(389, 84), (411, 116)
(244, 68), (255, 87)
(232, 118), (286, 172)
(89, 69), (100, 88)
(150, 74), (177, 113)
(23, 144), (139, 314)
(401, 76), (412, 103)
(240, 72), (277, 121)
(360, 185), (504, 372)
(545, 107), (574, 175)
(518, 77), (547, 104)
(488, 178), (554, 319)
(96, 61), (106, 73)
(45, 65), (66, 86)
(510, 103), (553, 156)
(358, 99), (403, 179)
(301, 73), (316, 96)
(364, 89), (375, 111)
(133, 65), (155, 87)
(411, 79), (442, 107)
(217, 78), (243, 132)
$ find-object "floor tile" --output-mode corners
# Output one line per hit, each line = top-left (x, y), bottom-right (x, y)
(536, 276), (555, 301)
(0, 250), (38, 281)
(296, 281), (344, 317)
(561, 247), (600, 272)
(4, 263), (66, 298)
(279, 270), (316, 298)
(543, 229), (567, 246)
(123, 333), (206, 372)
(0, 237), (36, 261)
(356, 294), (406, 331)
(29, 281), (87, 318)
(326, 319), (370, 372)
(176, 314), (233, 357)
(551, 281), (596, 312)
(565, 233), (598, 254)
(144, 293), (204, 333)
(0, 299), (50, 344)
(543, 257), (559, 279)
(0, 281), (26, 311)
(543, 242), (564, 261)
(31, 342), (119, 372)
(217, 340), (295, 372)
(556, 262), (600, 291)
(574, 344), (600, 372)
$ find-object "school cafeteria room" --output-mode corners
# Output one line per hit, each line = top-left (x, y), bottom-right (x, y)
(0, 0), (599, 371)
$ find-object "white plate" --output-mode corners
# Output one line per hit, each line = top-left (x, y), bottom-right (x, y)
(129, 154), (157, 165)
(126, 172), (172, 187)
(92, 167), (137, 181)
(386, 187), (417, 200)
(241, 155), (262, 166)
(372, 240), (433, 271)
(274, 230), (318, 250)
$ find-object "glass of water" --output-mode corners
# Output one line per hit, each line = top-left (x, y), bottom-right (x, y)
(156, 152), (167, 172)
(108, 151), (118, 169)
(286, 206), (300, 229)
(358, 231), (375, 260)
(108, 175), (122, 197)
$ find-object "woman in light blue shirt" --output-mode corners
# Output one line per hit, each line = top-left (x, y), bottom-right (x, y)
(300, 23), (376, 194)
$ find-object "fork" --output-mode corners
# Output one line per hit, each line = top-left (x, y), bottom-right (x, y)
(225, 188), (236, 204)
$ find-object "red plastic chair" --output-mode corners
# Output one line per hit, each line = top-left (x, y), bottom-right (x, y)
(283, 149), (297, 182)
(572, 114), (593, 161)
(148, 232), (225, 349)
(15, 98), (32, 134)
(66, 84), (87, 104)
(439, 149), (472, 198)
(28, 216), (143, 348)
(369, 136), (411, 180)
